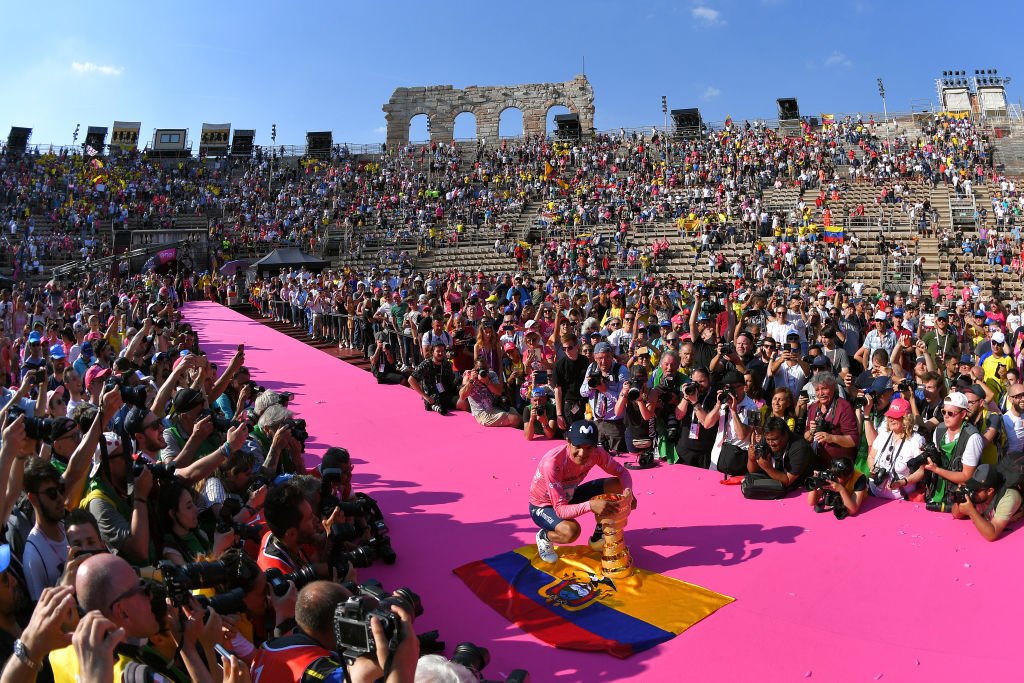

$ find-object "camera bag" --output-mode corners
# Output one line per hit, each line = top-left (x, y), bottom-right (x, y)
(741, 473), (786, 500)
(716, 443), (748, 476)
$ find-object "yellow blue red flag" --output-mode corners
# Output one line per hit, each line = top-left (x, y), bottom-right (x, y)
(823, 224), (844, 242)
(453, 545), (734, 658)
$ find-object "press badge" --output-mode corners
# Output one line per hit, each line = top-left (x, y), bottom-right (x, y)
(436, 382), (445, 393)
(689, 422), (700, 439)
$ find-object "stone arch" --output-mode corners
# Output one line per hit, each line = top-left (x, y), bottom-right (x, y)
(408, 113), (430, 143)
(543, 102), (575, 135)
(498, 106), (525, 138)
(383, 75), (595, 147)
(453, 110), (477, 140)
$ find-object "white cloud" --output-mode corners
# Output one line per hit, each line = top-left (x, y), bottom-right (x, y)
(71, 61), (123, 76)
(702, 86), (721, 100)
(374, 126), (387, 134)
(692, 6), (723, 24)
(824, 51), (852, 68)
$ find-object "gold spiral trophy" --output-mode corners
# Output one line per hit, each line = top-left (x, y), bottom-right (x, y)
(592, 493), (635, 579)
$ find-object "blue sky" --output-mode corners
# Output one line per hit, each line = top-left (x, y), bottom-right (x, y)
(2, 0), (1021, 148)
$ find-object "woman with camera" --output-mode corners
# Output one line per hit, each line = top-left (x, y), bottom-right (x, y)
(866, 398), (926, 499)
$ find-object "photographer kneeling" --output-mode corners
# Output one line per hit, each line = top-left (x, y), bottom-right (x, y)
(950, 464), (1023, 541)
(805, 457), (868, 519)
(744, 417), (813, 497)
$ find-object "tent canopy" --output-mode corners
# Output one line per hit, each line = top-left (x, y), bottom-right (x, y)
(250, 248), (329, 273)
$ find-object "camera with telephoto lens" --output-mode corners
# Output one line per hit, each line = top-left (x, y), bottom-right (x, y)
(215, 499), (265, 543)
(131, 459), (177, 482)
(104, 376), (149, 409)
(285, 418), (308, 443)
(199, 409), (233, 433)
(158, 560), (230, 607)
(682, 382), (699, 397)
(197, 588), (247, 616)
(587, 370), (610, 389)
(906, 441), (940, 473)
(451, 641), (531, 683)
(333, 582), (422, 656)
(804, 463), (847, 491)
(8, 407), (57, 443)
(264, 565), (319, 598)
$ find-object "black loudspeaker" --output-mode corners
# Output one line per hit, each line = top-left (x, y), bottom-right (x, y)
(777, 98), (800, 121)
(306, 131), (332, 158)
(84, 127), (107, 153)
(670, 108), (703, 139)
(6, 127), (31, 157)
(553, 113), (581, 140)
(231, 129), (255, 157)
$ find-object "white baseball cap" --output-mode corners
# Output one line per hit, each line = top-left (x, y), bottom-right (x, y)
(944, 392), (969, 411)
(873, 311), (887, 321)
(993, 331), (1006, 344)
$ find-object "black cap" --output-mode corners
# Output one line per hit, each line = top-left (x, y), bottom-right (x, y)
(172, 388), (205, 414)
(964, 464), (1004, 491)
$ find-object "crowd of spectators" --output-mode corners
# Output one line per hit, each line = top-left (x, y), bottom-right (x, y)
(0, 109), (1022, 681)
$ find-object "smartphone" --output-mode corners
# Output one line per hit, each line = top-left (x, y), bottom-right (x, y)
(213, 643), (233, 667)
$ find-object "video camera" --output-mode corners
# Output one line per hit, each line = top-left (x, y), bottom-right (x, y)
(333, 582), (422, 657)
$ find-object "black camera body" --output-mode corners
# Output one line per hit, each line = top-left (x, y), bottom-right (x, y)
(906, 441), (940, 473)
(158, 560), (230, 607)
(587, 371), (610, 389)
(333, 583), (422, 656)
(105, 376), (149, 409)
(754, 438), (769, 461)
(285, 417), (308, 444)
(719, 342), (735, 356)
(132, 459), (177, 482)
(10, 408), (57, 443)
(870, 468), (889, 488)
(682, 382), (699, 397)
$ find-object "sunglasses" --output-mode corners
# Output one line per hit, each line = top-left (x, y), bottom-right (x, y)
(941, 409), (962, 417)
(35, 483), (65, 501)
(108, 579), (150, 612)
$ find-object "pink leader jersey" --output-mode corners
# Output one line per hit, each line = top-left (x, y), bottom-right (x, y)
(528, 443), (632, 520)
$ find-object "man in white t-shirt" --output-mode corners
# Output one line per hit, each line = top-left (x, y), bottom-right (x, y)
(22, 460), (69, 601)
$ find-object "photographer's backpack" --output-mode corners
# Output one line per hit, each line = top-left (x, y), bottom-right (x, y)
(928, 423), (980, 504)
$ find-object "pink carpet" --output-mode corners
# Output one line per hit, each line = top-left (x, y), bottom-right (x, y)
(187, 302), (1017, 682)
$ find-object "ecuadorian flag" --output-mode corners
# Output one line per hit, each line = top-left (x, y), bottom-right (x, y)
(453, 546), (734, 658)
(823, 224), (845, 243)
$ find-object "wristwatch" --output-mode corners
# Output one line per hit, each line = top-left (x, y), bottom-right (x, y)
(13, 639), (38, 670)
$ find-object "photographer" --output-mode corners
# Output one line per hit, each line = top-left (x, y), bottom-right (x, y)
(768, 334), (809, 396)
(254, 581), (419, 683)
(805, 457), (868, 517)
(859, 376), (896, 446)
(923, 393), (982, 497)
(46, 554), (214, 683)
(746, 417), (814, 489)
(81, 427), (154, 567)
(803, 372), (860, 465)
(523, 387), (557, 441)
(613, 365), (656, 459)
(244, 402), (305, 476)
(458, 359), (521, 428)
(371, 333), (405, 385)
(674, 367), (718, 468)
(579, 342), (629, 453)
(158, 479), (235, 566)
(709, 370), (758, 474)
(866, 398), (926, 499)
(408, 343), (458, 415)
(915, 371), (947, 440)
(951, 464), (1023, 541)
(552, 332), (590, 433)
(258, 481), (352, 583)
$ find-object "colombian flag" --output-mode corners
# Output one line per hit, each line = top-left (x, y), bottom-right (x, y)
(454, 545), (733, 658)
(823, 224), (845, 243)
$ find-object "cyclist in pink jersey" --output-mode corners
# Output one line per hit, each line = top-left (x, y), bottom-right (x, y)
(529, 420), (634, 563)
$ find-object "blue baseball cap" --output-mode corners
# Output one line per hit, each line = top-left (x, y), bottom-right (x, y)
(0, 544), (11, 574)
(593, 341), (613, 355)
(868, 377), (893, 394)
(567, 420), (600, 447)
(49, 344), (66, 360)
(28, 331), (42, 344)
(892, 308), (904, 317)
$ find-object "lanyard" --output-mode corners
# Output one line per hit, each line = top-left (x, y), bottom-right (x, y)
(877, 431), (908, 473)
